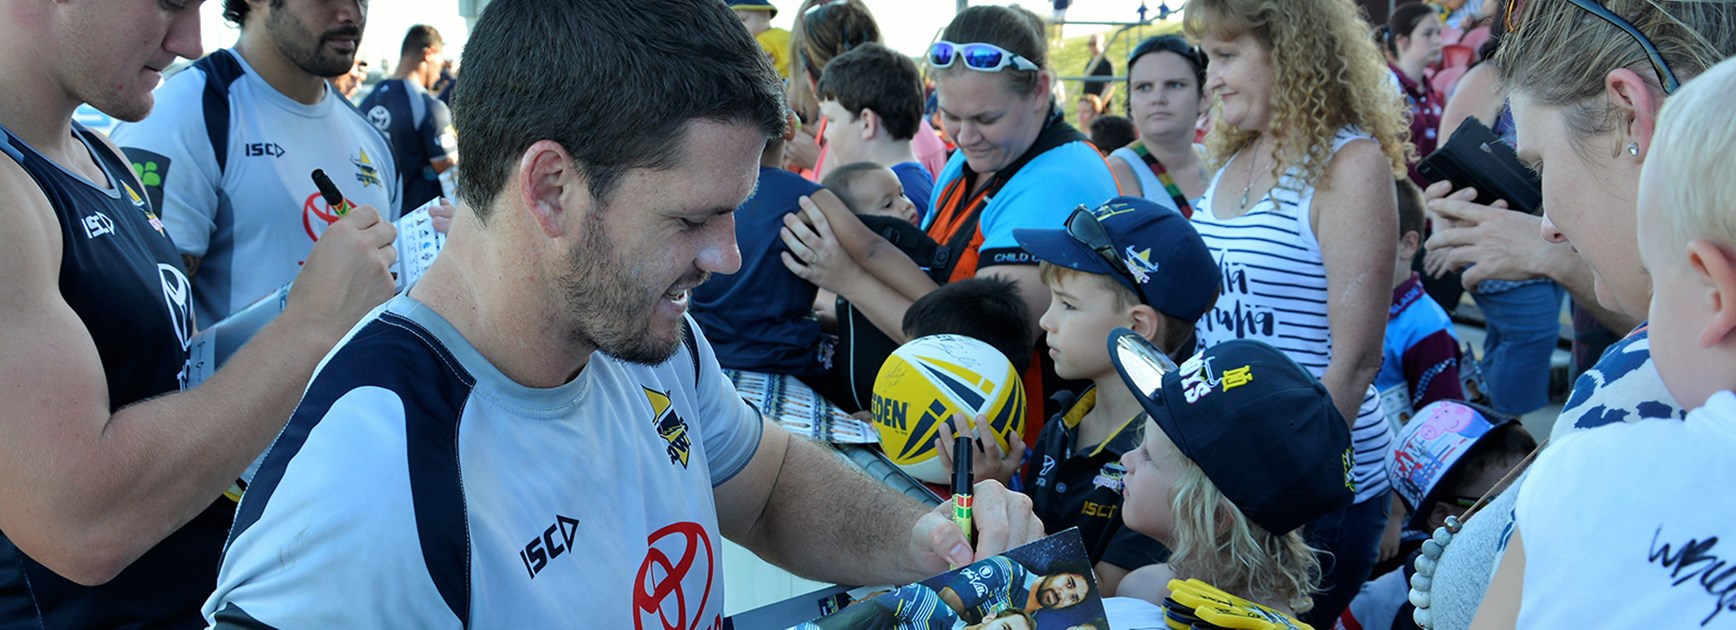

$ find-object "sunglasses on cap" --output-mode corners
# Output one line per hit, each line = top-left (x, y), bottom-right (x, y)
(1065, 205), (1142, 291)
(928, 41), (1041, 73)
(1504, 0), (1680, 93)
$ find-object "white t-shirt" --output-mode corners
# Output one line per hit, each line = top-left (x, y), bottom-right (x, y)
(1191, 127), (1394, 503)
(1516, 390), (1736, 628)
(203, 296), (763, 627)
(112, 49), (400, 325)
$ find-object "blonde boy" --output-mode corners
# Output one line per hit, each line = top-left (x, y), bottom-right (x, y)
(971, 196), (1220, 594)
(1475, 56), (1736, 627)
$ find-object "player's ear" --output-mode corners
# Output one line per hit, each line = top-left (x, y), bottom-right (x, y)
(517, 140), (576, 238)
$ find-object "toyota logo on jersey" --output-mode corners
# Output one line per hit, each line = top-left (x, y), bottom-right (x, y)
(302, 191), (344, 242)
(634, 522), (719, 630)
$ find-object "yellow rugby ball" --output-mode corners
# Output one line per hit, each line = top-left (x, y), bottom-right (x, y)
(870, 334), (1026, 484)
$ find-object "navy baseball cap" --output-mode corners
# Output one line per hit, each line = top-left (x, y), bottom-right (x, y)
(1107, 331), (1355, 536)
(729, 0), (778, 16)
(1014, 196), (1220, 323)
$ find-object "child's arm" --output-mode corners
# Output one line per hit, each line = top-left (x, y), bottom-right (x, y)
(794, 192), (940, 302)
(780, 207), (919, 343)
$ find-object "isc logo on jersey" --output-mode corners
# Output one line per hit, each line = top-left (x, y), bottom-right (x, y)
(644, 387), (692, 468)
(870, 335), (1026, 484)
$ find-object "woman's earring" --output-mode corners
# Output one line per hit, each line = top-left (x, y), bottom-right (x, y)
(1627, 142), (1640, 157)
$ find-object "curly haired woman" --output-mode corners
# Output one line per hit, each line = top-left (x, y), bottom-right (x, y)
(1179, 0), (1413, 623)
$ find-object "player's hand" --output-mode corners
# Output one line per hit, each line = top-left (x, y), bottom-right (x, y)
(781, 197), (862, 292)
(909, 479), (1041, 574)
(284, 204), (398, 336)
(428, 198), (457, 235)
(1423, 185), (1561, 292)
(932, 413), (1024, 488)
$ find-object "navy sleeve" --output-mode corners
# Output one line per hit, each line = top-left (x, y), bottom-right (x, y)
(421, 96), (455, 164)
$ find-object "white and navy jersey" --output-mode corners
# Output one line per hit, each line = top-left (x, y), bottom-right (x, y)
(940, 556), (1039, 620)
(358, 78), (454, 210)
(0, 122), (226, 629)
(112, 49), (399, 326)
(1191, 127), (1393, 503)
(203, 295), (762, 628)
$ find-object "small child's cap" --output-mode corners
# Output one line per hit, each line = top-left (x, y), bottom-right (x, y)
(1013, 196), (1220, 323)
(1386, 400), (1512, 527)
(1108, 331), (1354, 536)
(729, 0), (778, 17)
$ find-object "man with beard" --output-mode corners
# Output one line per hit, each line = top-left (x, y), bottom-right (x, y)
(113, 0), (399, 327)
(0, 0), (399, 626)
(939, 557), (1095, 621)
(200, 0), (1044, 626)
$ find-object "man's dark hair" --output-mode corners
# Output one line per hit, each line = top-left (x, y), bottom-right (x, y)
(224, 0), (281, 27)
(815, 43), (923, 141)
(1037, 557), (1098, 609)
(454, 0), (787, 221)
(901, 277), (1035, 369)
(1088, 115), (1137, 153)
(401, 24), (445, 57)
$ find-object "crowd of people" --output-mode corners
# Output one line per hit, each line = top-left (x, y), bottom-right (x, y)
(1, 0), (1734, 627)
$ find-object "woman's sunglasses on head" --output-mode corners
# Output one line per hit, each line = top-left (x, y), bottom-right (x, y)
(928, 41), (1041, 73)
(1504, 0), (1681, 93)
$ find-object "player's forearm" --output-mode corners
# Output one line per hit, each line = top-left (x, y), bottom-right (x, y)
(742, 437), (934, 585)
(49, 311), (340, 584)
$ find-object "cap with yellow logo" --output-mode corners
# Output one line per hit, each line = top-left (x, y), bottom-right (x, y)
(1109, 333), (1355, 536)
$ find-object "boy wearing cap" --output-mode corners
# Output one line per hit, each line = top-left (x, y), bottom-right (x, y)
(976, 196), (1219, 595)
(1112, 337), (1357, 617)
(1341, 400), (1533, 630)
(731, 0), (792, 78)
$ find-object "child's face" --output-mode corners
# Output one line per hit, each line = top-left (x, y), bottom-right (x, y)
(1637, 161), (1730, 409)
(842, 168), (919, 225)
(733, 8), (772, 35)
(1039, 273), (1135, 381)
(1120, 419), (1184, 544)
(818, 99), (865, 163)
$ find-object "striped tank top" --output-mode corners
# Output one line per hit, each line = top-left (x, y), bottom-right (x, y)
(1191, 127), (1393, 503)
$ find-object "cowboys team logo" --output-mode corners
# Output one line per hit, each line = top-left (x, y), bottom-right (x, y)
(644, 387), (692, 468)
(351, 149), (383, 189)
(122, 181), (145, 208)
(366, 104), (392, 133)
(1122, 246), (1159, 284)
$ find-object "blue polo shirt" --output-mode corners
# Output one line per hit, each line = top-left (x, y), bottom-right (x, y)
(691, 166), (825, 374)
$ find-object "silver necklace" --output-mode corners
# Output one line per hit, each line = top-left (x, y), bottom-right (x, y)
(1238, 148), (1263, 212)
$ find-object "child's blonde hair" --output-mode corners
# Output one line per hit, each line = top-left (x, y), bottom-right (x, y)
(1648, 56), (1736, 251)
(1161, 437), (1323, 613)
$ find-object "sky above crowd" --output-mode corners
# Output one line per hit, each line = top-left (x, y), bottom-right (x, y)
(196, 0), (1179, 69)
